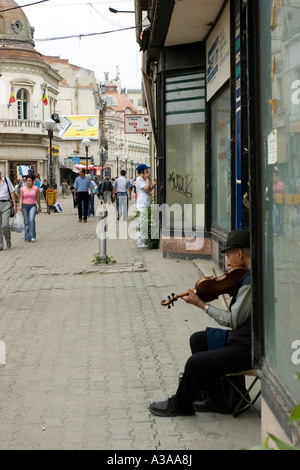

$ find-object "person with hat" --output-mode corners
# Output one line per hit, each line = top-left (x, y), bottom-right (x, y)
(149, 229), (252, 417)
(135, 164), (157, 247)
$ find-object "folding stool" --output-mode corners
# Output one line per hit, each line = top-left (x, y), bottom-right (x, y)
(225, 369), (261, 417)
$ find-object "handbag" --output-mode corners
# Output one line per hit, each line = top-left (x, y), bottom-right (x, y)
(9, 201), (14, 218)
(4, 178), (15, 217)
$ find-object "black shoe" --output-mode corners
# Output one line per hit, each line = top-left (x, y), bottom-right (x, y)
(193, 398), (231, 414)
(149, 397), (195, 417)
(7, 240), (11, 249)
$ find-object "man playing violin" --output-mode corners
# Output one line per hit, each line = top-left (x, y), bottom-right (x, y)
(149, 229), (252, 417)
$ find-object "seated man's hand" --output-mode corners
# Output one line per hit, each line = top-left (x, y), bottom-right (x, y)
(182, 288), (204, 309)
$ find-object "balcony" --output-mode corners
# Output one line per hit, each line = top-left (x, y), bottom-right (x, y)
(0, 119), (45, 136)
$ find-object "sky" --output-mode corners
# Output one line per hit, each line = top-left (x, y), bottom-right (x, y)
(18, 0), (142, 89)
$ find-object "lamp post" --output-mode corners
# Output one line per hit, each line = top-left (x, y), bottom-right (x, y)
(123, 155), (128, 174)
(130, 160), (134, 179)
(82, 138), (91, 173)
(115, 152), (120, 178)
(100, 146), (105, 178)
(42, 118), (56, 189)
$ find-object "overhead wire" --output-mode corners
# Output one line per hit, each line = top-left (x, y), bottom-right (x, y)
(0, 0), (49, 13)
(21, 0), (140, 43)
(35, 25), (138, 42)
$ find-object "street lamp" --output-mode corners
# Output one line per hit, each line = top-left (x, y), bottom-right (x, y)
(42, 117), (56, 189)
(82, 138), (91, 173)
(109, 7), (135, 13)
(115, 152), (120, 178)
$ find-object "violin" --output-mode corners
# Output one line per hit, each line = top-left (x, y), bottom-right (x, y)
(161, 266), (248, 308)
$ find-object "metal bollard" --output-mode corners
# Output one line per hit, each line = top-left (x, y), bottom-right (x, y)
(97, 205), (108, 263)
(0, 340), (6, 368)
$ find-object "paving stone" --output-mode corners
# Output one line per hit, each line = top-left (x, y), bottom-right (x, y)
(0, 196), (261, 450)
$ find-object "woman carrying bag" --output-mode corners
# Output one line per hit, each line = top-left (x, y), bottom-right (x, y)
(19, 175), (42, 243)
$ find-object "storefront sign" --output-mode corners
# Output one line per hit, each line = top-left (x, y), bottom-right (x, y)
(124, 114), (152, 134)
(47, 145), (59, 156)
(206, 1), (230, 101)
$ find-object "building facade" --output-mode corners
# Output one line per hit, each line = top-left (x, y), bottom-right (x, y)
(0, 0), (61, 185)
(135, 0), (300, 447)
(102, 79), (150, 179)
(42, 56), (104, 184)
(0, 1), (149, 191)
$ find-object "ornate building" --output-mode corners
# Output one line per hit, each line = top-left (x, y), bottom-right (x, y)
(0, 0), (61, 184)
(102, 79), (150, 179)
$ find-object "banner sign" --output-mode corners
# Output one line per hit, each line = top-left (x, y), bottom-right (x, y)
(124, 114), (152, 134)
(59, 115), (99, 140)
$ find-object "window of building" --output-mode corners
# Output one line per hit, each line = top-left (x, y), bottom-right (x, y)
(165, 71), (205, 231)
(16, 88), (30, 120)
(259, 0), (300, 400)
(211, 86), (231, 230)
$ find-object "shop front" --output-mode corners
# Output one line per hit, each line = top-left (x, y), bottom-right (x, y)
(136, 0), (300, 445)
(250, 0), (300, 445)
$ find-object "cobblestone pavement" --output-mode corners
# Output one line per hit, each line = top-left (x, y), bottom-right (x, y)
(0, 196), (261, 450)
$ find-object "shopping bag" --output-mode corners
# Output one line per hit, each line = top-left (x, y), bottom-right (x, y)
(53, 203), (62, 213)
(10, 212), (23, 232)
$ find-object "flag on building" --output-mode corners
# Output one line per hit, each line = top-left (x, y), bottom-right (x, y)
(8, 87), (16, 107)
(42, 89), (48, 105)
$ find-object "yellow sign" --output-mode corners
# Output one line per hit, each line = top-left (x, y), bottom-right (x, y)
(48, 145), (59, 156)
(59, 115), (99, 140)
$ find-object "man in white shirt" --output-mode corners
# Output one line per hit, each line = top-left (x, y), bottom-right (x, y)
(113, 170), (132, 221)
(135, 164), (156, 247)
(0, 171), (17, 250)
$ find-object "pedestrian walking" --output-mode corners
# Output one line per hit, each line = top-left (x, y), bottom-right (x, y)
(88, 176), (98, 218)
(0, 171), (17, 250)
(73, 169), (93, 222)
(101, 177), (113, 204)
(61, 179), (68, 199)
(41, 179), (49, 201)
(19, 175), (42, 243)
(16, 175), (27, 197)
(113, 170), (132, 221)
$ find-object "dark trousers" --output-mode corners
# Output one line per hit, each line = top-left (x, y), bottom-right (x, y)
(174, 331), (251, 408)
(76, 192), (89, 220)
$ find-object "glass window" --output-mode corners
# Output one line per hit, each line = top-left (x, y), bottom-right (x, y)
(259, 0), (300, 400)
(165, 71), (205, 232)
(211, 86), (231, 230)
(16, 88), (29, 120)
